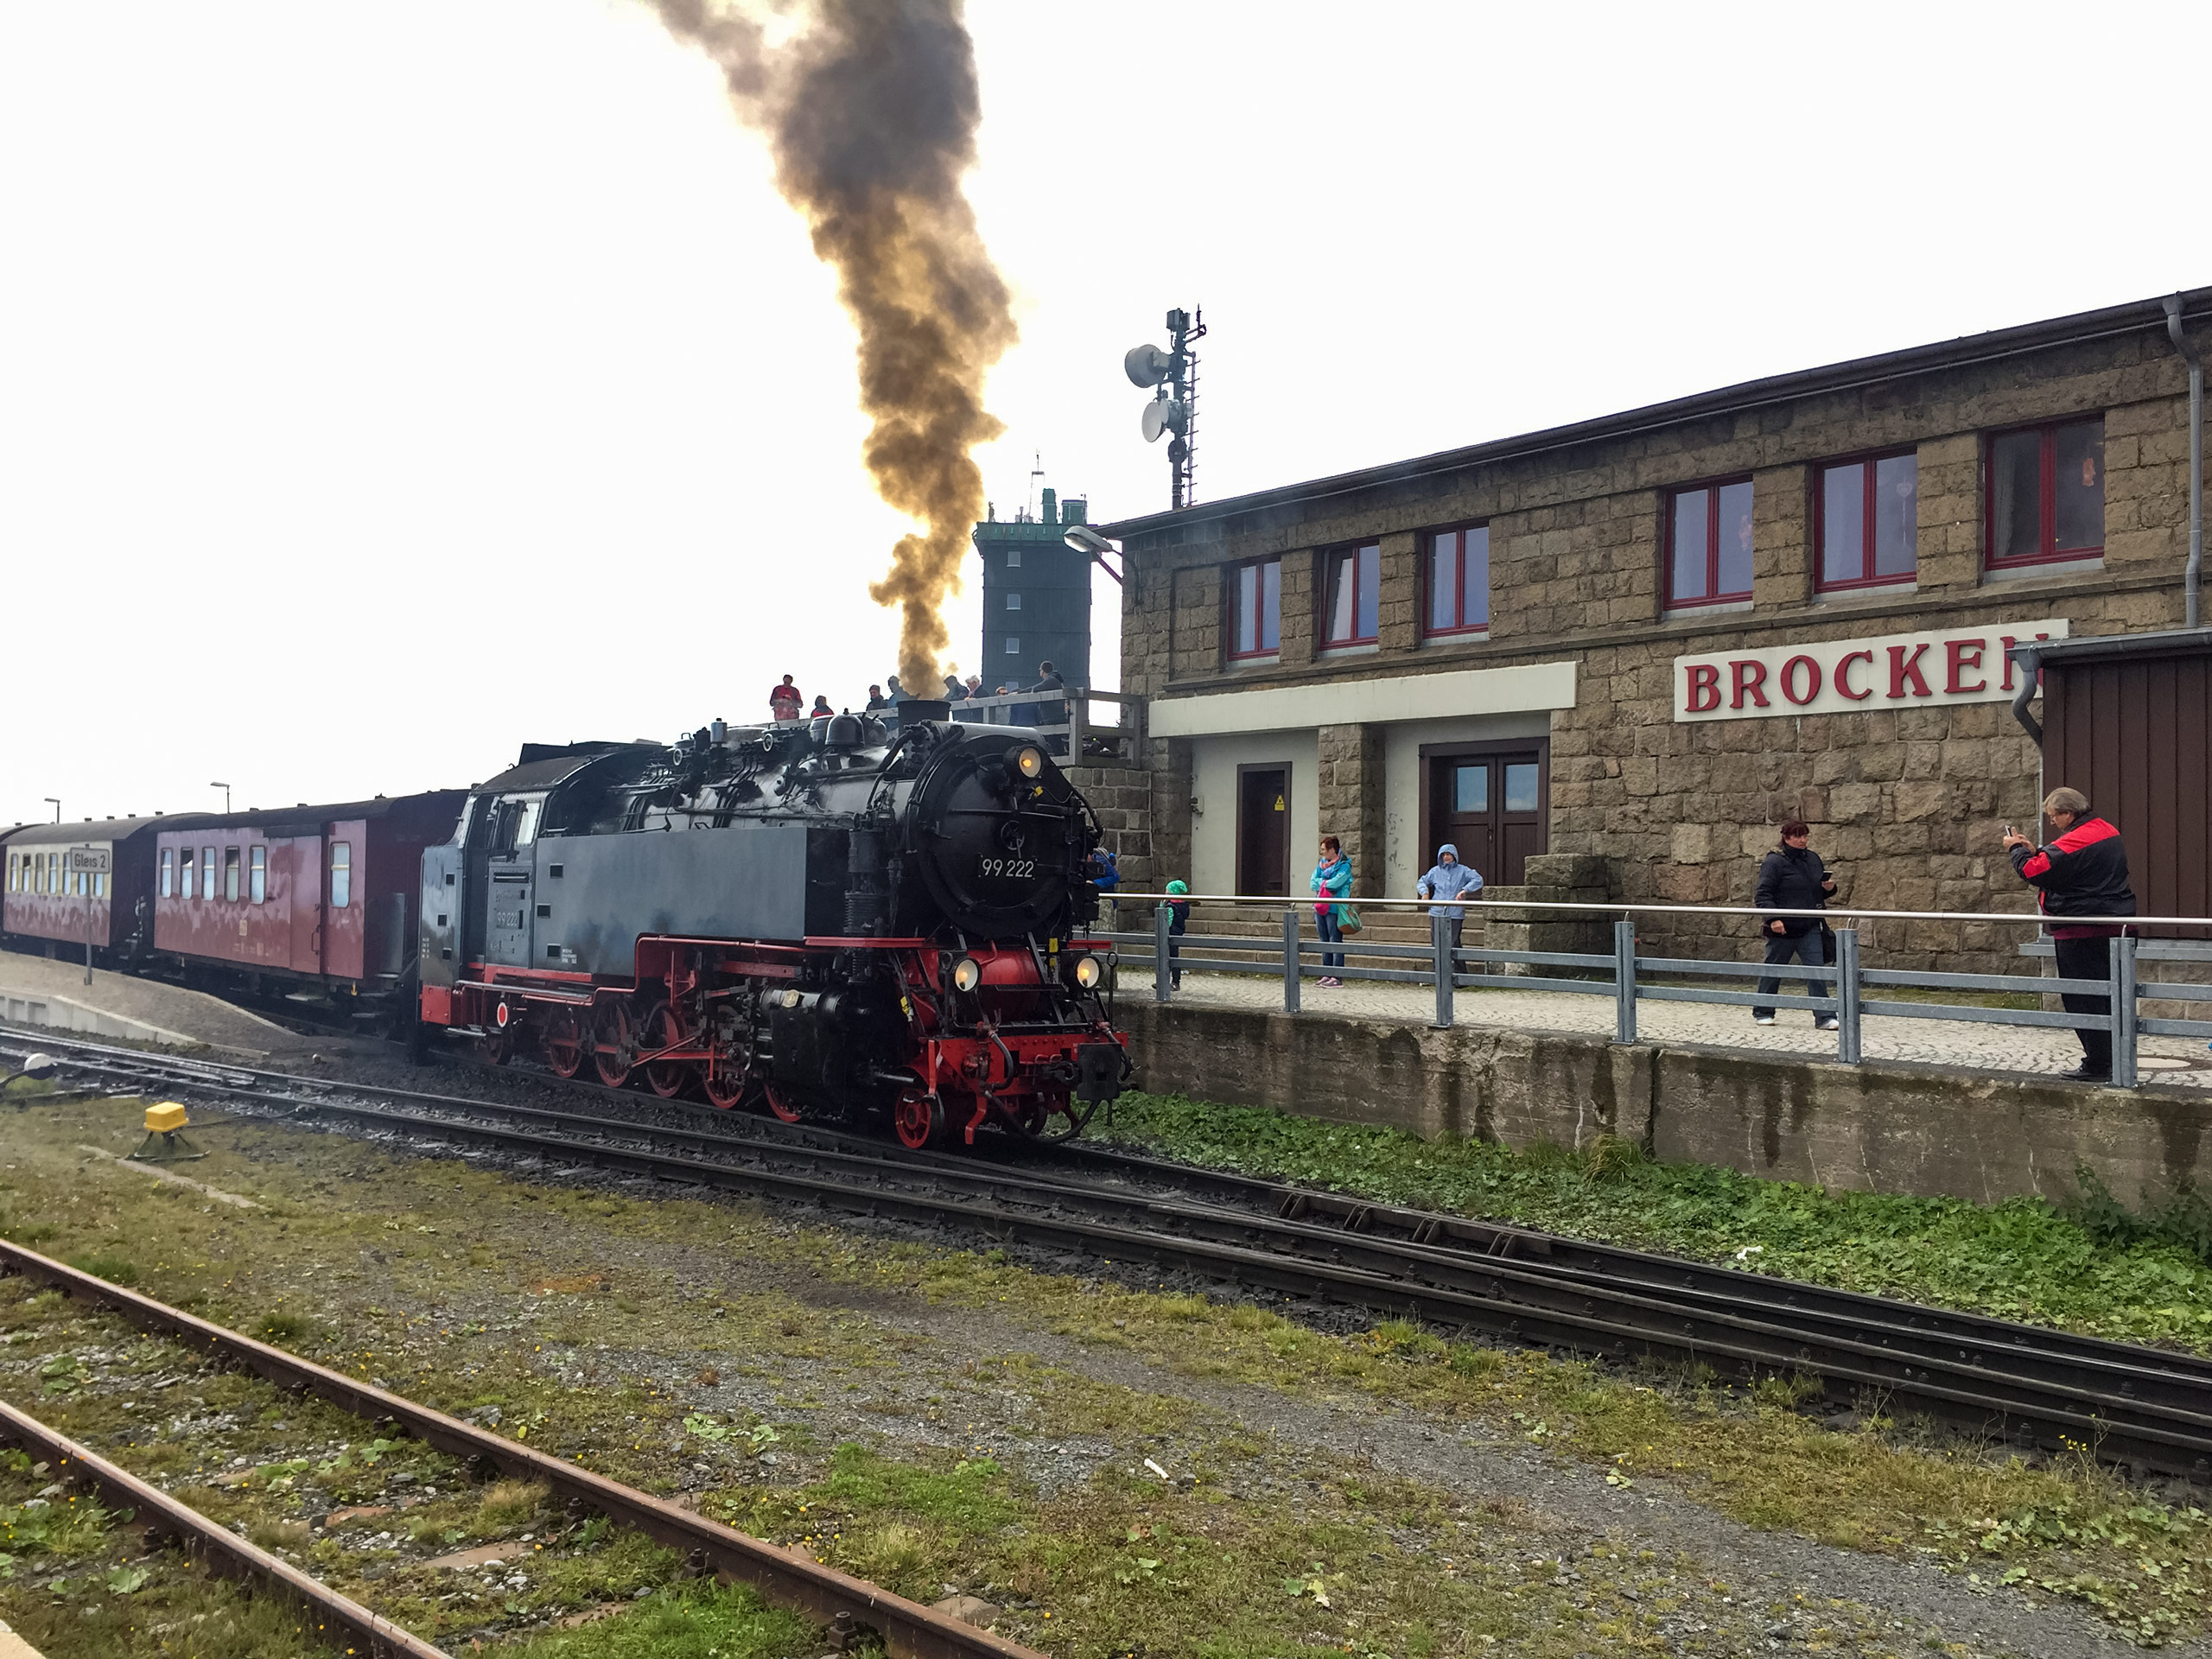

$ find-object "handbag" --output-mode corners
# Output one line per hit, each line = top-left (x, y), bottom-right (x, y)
(1339, 905), (1363, 935)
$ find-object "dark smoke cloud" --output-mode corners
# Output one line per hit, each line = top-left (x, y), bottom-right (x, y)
(652, 0), (1015, 687)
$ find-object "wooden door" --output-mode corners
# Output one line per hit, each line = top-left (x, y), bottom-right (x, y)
(1236, 766), (1290, 896)
(1427, 749), (1547, 886)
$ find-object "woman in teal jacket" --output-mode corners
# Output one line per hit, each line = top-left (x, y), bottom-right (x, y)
(1309, 836), (1352, 986)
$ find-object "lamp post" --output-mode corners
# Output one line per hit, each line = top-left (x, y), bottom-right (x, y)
(1063, 525), (1125, 586)
(211, 782), (232, 813)
(42, 798), (59, 824)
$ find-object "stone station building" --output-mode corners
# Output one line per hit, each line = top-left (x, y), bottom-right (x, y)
(1089, 287), (2210, 972)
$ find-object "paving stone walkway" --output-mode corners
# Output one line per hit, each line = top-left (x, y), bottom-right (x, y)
(1146, 967), (2212, 1091)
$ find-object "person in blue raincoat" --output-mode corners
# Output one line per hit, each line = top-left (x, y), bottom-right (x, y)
(1417, 843), (1484, 955)
(1088, 845), (1121, 929)
(1309, 836), (1353, 987)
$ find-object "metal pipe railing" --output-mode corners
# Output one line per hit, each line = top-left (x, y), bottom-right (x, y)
(1109, 891), (2212, 930)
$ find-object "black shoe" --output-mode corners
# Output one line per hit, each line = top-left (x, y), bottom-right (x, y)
(2056, 1065), (2111, 1083)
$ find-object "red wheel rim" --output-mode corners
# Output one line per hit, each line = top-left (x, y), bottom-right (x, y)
(642, 1001), (695, 1099)
(592, 1002), (633, 1087)
(761, 1081), (803, 1124)
(893, 1089), (941, 1151)
(702, 1056), (747, 1110)
(544, 1009), (586, 1079)
(480, 1027), (514, 1066)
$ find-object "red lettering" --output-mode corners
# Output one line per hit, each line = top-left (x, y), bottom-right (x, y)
(1684, 662), (1720, 713)
(1778, 654), (1822, 705)
(1730, 658), (1770, 709)
(1944, 638), (1986, 695)
(1998, 632), (2051, 692)
(1835, 649), (1875, 701)
(1887, 642), (1932, 699)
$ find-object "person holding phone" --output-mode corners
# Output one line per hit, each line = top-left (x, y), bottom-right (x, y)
(2004, 788), (2136, 1082)
(1752, 820), (1838, 1028)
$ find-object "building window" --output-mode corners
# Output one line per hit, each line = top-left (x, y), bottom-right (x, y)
(1006, 548), (1020, 567)
(159, 849), (172, 898)
(224, 848), (241, 902)
(201, 848), (217, 901)
(330, 842), (352, 909)
(1005, 637), (1020, 655)
(1006, 593), (1021, 610)
(1321, 543), (1380, 647)
(1666, 479), (1755, 609)
(1426, 524), (1491, 635)
(249, 846), (266, 904)
(1816, 452), (1917, 590)
(1988, 418), (2104, 568)
(1230, 557), (1281, 658)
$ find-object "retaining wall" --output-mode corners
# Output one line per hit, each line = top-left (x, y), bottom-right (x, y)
(1116, 1000), (2212, 1208)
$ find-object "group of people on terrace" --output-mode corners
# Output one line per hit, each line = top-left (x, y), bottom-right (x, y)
(766, 663), (1066, 725)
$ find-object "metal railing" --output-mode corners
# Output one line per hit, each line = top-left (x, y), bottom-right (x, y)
(1100, 893), (2212, 1089)
(953, 688), (1146, 765)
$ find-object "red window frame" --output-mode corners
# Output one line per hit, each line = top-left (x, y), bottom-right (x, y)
(1319, 542), (1381, 647)
(1813, 448), (1918, 593)
(1984, 418), (2105, 569)
(1663, 477), (1756, 610)
(1423, 523), (1491, 638)
(1226, 556), (1281, 660)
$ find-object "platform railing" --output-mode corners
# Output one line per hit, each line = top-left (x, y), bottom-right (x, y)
(1098, 893), (2212, 1090)
(951, 688), (1145, 765)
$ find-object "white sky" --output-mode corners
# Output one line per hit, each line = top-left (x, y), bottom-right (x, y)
(3, 1), (2207, 827)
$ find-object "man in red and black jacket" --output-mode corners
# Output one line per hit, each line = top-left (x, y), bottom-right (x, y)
(2004, 787), (2136, 1082)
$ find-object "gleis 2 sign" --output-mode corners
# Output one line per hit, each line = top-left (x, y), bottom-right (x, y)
(1673, 619), (2069, 722)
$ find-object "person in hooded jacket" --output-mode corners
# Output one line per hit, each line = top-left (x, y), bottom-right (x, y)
(1164, 878), (1191, 988)
(1416, 844), (1484, 954)
(1752, 819), (1838, 1027)
(1309, 836), (1353, 986)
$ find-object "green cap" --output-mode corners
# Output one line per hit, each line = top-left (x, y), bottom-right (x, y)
(1166, 880), (1189, 894)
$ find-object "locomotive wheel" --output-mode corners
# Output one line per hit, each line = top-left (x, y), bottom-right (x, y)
(760, 1081), (804, 1124)
(591, 1001), (636, 1088)
(893, 1088), (944, 1151)
(702, 1056), (748, 1110)
(640, 1001), (696, 1100)
(478, 1025), (515, 1066)
(543, 1009), (587, 1079)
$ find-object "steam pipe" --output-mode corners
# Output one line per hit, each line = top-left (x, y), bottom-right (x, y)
(2167, 295), (2203, 628)
(2007, 644), (2043, 746)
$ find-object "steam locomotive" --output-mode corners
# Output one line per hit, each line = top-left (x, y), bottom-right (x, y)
(416, 700), (1129, 1147)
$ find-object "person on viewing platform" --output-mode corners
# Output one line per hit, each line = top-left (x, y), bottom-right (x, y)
(864, 683), (890, 711)
(966, 674), (984, 700)
(2005, 787), (2137, 1083)
(1164, 879), (1190, 988)
(1310, 836), (1353, 987)
(769, 676), (802, 721)
(1752, 820), (1837, 1030)
(1416, 843), (1484, 955)
(942, 671), (967, 701)
(810, 694), (833, 717)
(1088, 845), (1120, 928)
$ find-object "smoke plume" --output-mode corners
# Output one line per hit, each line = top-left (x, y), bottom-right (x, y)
(651, 0), (1015, 689)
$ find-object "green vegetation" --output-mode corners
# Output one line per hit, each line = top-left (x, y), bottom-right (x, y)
(499, 1582), (810, 1659)
(1096, 1091), (2212, 1351)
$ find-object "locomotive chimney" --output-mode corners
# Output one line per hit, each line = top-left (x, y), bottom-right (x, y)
(895, 698), (951, 725)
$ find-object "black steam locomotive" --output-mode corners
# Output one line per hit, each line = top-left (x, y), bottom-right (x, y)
(416, 700), (1128, 1148)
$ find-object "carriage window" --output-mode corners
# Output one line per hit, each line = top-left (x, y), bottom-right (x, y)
(160, 849), (173, 897)
(330, 842), (352, 909)
(202, 848), (217, 900)
(34, 853), (45, 894)
(249, 846), (266, 904)
(224, 848), (241, 902)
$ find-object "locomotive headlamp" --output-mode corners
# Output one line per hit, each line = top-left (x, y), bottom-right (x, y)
(1014, 746), (1045, 780)
(950, 956), (983, 993)
(1072, 953), (1103, 989)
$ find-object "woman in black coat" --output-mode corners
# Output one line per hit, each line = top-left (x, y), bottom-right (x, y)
(1752, 819), (1838, 1028)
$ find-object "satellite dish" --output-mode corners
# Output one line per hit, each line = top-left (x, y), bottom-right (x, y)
(1141, 398), (1187, 443)
(1124, 344), (1173, 389)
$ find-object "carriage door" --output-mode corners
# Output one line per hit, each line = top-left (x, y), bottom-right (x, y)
(1427, 747), (1548, 887)
(1236, 765), (1291, 896)
(287, 836), (324, 978)
(485, 797), (540, 968)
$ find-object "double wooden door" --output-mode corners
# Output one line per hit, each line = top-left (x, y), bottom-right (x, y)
(1427, 748), (1545, 886)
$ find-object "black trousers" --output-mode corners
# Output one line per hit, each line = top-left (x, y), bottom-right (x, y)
(1753, 928), (1830, 1018)
(2053, 933), (2114, 1073)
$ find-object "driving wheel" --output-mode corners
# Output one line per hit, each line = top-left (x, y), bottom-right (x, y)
(591, 1001), (635, 1087)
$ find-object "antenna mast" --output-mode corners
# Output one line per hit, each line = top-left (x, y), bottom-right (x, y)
(1166, 308), (1204, 508)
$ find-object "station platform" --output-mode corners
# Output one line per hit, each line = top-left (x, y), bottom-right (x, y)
(0, 951), (321, 1060)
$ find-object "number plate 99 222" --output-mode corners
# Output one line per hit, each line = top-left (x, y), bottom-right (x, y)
(976, 857), (1035, 880)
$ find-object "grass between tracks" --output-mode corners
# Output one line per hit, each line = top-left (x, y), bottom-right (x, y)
(0, 1093), (2207, 1648)
(1093, 1090), (2212, 1354)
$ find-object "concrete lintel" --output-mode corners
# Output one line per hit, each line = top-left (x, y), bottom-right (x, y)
(1150, 660), (1577, 738)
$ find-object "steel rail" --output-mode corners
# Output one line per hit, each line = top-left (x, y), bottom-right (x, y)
(13, 1025), (2212, 1474)
(0, 1240), (1044, 1659)
(0, 1395), (449, 1659)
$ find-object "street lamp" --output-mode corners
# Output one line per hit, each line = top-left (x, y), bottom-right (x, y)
(211, 782), (231, 813)
(1064, 524), (1125, 586)
(42, 798), (59, 823)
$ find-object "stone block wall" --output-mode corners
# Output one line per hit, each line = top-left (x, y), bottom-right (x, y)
(1317, 723), (1386, 898)
(1479, 851), (1618, 972)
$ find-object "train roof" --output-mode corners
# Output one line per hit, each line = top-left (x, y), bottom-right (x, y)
(3, 814), (216, 846)
(476, 743), (657, 795)
(147, 791), (467, 836)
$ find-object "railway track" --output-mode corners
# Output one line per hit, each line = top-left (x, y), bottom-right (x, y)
(0, 1235), (1044, 1659)
(9, 1021), (2212, 1482)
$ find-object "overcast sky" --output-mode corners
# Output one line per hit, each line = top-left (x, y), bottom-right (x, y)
(3, 1), (2208, 828)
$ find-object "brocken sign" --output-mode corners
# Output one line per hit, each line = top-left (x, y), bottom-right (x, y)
(1673, 618), (2069, 722)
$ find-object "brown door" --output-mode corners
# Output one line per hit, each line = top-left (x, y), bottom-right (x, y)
(287, 836), (324, 976)
(1236, 766), (1291, 896)
(1428, 751), (1546, 886)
